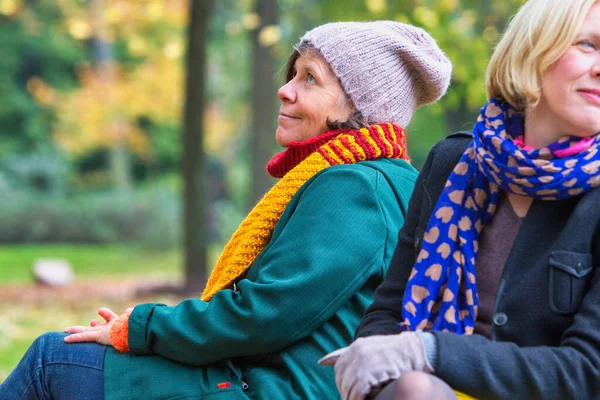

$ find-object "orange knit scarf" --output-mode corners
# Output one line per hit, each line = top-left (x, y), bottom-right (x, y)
(201, 123), (409, 301)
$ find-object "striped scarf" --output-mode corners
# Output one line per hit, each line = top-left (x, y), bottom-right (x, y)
(401, 99), (600, 334)
(202, 123), (409, 301)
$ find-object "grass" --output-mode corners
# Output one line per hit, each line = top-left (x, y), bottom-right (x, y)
(0, 244), (182, 284)
(0, 244), (189, 383)
(0, 295), (185, 383)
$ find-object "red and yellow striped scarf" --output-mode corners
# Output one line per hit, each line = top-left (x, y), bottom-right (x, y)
(201, 123), (409, 301)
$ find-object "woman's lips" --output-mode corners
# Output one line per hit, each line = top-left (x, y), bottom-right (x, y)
(579, 89), (600, 105)
(277, 113), (299, 124)
(278, 113), (300, 121)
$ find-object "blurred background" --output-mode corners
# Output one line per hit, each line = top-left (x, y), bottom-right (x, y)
(0, 0), (524, 380)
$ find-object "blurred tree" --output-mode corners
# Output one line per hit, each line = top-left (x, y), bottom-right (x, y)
(89, 0), (132, 192)
(0, 0), (86, 156)
(51, 0), (187, 188)
(249, 0), (279, 206)
(0, 0), (530, 250)
(182, 0), (212, 292)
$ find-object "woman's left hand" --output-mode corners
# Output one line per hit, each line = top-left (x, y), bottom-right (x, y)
(319, 332), (434, 400)
(64, 307), (125, 346)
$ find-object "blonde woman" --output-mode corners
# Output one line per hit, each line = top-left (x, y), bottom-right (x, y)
(322, 1), (600, 399)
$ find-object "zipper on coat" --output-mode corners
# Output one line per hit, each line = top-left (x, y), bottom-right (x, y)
(222, 359), (249, 391)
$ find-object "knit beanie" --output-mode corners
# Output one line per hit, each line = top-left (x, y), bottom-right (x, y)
(300, 21), (452, 128)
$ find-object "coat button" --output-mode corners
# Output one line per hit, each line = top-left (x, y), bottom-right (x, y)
(576, 263), (584, 274)
(493, 312), (508, 326)
(415, 236), (422, 250)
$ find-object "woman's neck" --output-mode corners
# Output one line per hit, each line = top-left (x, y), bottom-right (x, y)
(524, 104), (564, 149)
(524, 99), (568, 149)
(506, 192), (532, 218)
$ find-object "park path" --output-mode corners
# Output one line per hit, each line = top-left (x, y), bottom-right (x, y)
(0, 277), (187, 305)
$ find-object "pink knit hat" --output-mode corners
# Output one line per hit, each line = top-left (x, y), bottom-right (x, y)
(300, 21), (452, 128)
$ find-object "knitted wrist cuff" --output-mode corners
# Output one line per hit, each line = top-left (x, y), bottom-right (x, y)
(109, 309), (133, 353)
(418, 332), (438, 370)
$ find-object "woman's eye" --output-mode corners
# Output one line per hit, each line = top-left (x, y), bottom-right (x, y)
(578, 40), (598, 50)
(307, 73), (316, 83)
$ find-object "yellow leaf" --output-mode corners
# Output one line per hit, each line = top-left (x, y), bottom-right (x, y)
(67, 18), (93, 40)
(414, 6), (439, 29)
(0, 0), (19, 16)
(163, 40), (184, 59)
(146, 1), (164, 21)
(365, 0), (386, 14)
(394, 13), (409, 24)
(26, 77), (56, 106)
(242, 13), (260, 30)
(128, 36), (148, 57)
(439, 0), (458, 13)
(258, 25), (281, 47)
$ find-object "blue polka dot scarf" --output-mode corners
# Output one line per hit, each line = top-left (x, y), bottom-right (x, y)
(402, 99), (600, 334)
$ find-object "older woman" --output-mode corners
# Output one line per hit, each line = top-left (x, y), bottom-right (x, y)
(322, 1), (600, 400)
(0, 21), (451, 400)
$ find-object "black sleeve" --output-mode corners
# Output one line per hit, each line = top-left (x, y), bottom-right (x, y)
(355, 134), (472, 339)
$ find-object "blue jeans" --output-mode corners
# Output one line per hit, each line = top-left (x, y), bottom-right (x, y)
(0, 332), (106, 400)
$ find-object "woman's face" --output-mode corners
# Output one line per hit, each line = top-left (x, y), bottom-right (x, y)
(533, 2), (600, 140)
(276, 54), (353, 147)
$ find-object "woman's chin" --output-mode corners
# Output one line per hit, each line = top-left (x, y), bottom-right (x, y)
(275, 129), (290, 148)
(275, 137), (289, 148)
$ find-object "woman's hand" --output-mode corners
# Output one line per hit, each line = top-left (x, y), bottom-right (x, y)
(64, 307), (132, 346)
(319, 332), (433, 400)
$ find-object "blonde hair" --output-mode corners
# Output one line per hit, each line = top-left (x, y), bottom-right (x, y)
(486, 0), (597, 110)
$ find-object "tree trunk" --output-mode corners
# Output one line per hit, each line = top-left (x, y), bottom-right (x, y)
(89, 0), (132, 192)
(182, 0), (212, 293)
(249, 0), (279, 207)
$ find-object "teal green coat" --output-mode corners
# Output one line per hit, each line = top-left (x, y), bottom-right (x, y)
(104, 159), (417, 399)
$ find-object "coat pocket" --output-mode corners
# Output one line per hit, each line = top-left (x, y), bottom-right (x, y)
(548, 251), (593, 316)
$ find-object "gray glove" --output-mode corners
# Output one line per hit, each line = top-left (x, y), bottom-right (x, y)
(319, 332), (434, 400)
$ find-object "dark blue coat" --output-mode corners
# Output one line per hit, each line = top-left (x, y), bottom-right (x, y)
(356, 133), (600, 400)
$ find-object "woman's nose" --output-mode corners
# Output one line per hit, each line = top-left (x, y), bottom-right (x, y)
(593, 53), (600, 77)
(277, 80), (296, 103)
